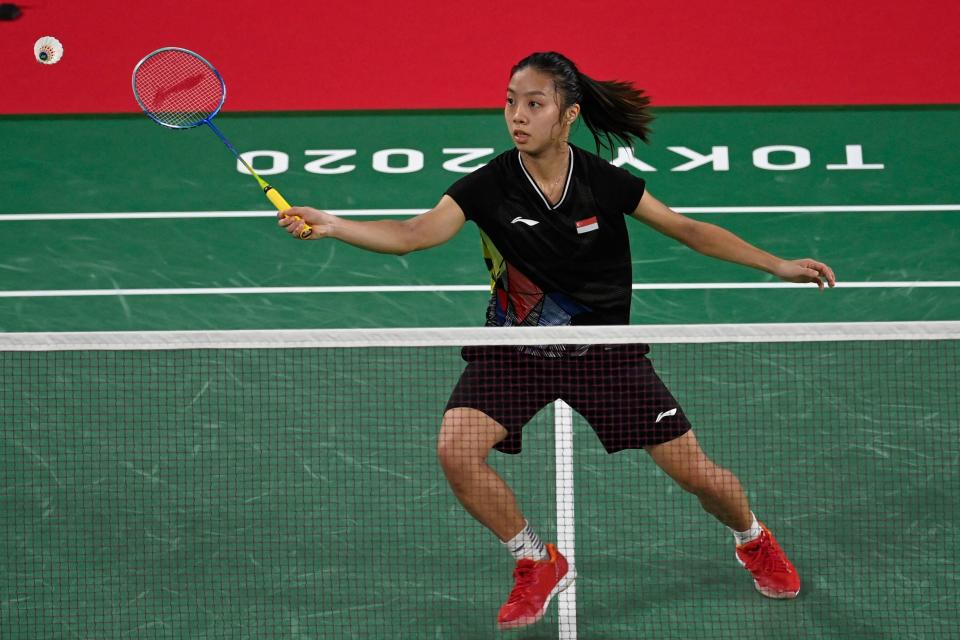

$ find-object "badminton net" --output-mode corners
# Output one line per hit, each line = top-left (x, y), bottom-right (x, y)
(1, 322), (957, 640)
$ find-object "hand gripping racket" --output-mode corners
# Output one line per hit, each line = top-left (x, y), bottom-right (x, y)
(132, 47), (312, 238)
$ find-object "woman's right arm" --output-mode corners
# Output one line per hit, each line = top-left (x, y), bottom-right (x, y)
(278, 195), (467, 255)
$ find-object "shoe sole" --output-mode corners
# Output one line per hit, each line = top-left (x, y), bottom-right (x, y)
(735, 553), (800, 599)
(497, 566), (577, 631)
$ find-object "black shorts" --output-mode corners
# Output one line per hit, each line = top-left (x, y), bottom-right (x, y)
(444, 344), (691, 454)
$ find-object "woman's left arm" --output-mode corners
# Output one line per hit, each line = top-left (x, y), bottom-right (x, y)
(630, 190), (836, 289)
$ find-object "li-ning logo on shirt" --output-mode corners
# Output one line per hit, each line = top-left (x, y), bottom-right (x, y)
(656, 408), (678, 423)
(511, 216), (540, 226)
(576, 216), (599, 234)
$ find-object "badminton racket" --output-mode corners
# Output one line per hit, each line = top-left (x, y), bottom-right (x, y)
(132, 47), (312, 238)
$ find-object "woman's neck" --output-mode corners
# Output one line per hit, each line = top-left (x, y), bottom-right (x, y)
(520, 142), (570, 183)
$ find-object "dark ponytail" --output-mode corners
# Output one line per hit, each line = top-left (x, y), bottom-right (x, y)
(511, 51), (653, 154)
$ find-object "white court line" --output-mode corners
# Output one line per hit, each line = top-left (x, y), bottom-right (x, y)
(0, 210), (425, 220)
(554, 400), (577, 640)
(2, 204), (960, 221)
(0, 281), (958, 298)
(678, 204), (960, 213)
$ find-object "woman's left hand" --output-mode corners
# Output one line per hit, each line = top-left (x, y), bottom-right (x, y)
(774, 259), (837, 290)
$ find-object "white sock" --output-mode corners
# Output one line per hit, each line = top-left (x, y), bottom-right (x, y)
(731, 512), (762, 546)
(502, 521), (547, 561)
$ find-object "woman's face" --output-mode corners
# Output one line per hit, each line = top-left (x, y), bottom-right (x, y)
(505, 67), (574, 155)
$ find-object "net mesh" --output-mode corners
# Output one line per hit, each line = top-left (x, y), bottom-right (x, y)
(1, 324), (958, 640)
(133, 49), (224, 128)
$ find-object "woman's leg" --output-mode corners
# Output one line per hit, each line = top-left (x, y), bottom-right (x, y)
(437, 407), (526, 541)
(646, 429), (801, 598)
(645, 429), (752, 531)
(438, 407), (573, 627)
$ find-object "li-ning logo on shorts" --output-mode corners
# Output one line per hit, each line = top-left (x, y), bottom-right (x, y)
(656, 408), (678, 423)
(511, 216), (539, 226)
(576, 216), (599, 234)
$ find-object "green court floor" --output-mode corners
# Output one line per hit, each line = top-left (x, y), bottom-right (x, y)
(2, 342), (956, 639)
(1, 107), (958, 639)
(0, 107), (958, 331)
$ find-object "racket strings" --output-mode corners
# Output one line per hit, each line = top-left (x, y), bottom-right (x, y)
(134, 50), (224, 128)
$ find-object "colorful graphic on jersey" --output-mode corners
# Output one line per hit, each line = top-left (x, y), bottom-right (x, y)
(479, 229), (505, 288)
(479, 231), (590, 327)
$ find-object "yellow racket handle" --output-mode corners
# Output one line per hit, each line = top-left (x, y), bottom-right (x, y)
(243, 164), (312, 239)
(263, 184), (313, 240)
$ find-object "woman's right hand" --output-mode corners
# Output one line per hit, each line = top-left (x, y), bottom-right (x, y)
(277, 206), (336, 240)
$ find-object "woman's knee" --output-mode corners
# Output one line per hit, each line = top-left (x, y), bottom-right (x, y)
(436, 436), (476, 475)
(436, 408), (505, 473)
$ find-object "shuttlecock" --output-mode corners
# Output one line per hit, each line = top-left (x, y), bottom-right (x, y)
(34, 36), (63, 64)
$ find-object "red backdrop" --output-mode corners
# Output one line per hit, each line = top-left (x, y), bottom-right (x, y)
(1, 0), (958, 114)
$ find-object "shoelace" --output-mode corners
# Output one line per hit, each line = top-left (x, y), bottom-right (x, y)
(505, 561), (539, 604)
(746, 535), (792, 574)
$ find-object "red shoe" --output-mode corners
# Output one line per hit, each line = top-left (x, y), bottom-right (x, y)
(496, 543), (575, 630)
(736, 523), (801, 599)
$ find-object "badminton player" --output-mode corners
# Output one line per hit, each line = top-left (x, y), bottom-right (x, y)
(279, 51), (835, 630)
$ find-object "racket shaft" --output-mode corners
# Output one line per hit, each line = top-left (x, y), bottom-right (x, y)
(207, 122), (312, 238)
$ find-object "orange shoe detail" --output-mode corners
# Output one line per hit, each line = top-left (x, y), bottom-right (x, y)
(496, 543), (575, 630)
(736, 523), (801, 599)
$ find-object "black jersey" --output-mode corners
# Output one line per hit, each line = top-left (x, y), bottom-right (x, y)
(445, 144), (646, 327)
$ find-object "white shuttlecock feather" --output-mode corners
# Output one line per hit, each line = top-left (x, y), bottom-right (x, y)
(34, 36), (64, 65)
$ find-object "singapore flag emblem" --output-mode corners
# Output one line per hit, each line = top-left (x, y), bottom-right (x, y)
(575, 216), (599, 234)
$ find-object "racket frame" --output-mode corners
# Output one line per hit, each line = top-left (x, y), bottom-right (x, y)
(132, 47), (310, 237)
